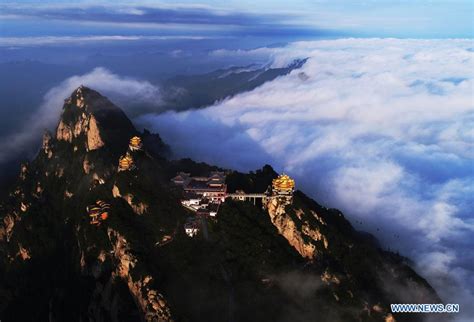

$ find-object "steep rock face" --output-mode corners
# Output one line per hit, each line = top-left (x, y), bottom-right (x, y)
(225, 169), (443, 322)
(56, 119), (74, 143)
(0, 213), (15, 242)
(108, 229), (173, 321)
(267, 191), (442, 321)
(86, 115), (105, 150)
(112, 184), (148, 215)
(266, 197), (328, 259)
(56, 111), (104, 149)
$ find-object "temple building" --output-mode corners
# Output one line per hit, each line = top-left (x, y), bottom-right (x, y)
(87, 200), (111, 225)
(184, 217), (201, 237)
(171, 172), (191, 186)
(184, 172), (227, 203)
(173, 171), (226, 227)
(118, 153), (134, 172)
(271, 174), (295, 204)
(207, 203), (219, 217)
(172, 171), (227, 203)
(180, 192), (202, 209)
(129, 136), (143, 151)
(208, 171), (225, 188)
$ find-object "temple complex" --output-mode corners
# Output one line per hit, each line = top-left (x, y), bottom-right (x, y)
(176, 172), (295, 211)
(172, 171), (227, 203)
(175, 171), (296, 236)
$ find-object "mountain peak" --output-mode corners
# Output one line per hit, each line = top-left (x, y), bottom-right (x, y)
(65, 85), (108, 110)
(66, 85), (91, 109)
(56, 87), (137, 153)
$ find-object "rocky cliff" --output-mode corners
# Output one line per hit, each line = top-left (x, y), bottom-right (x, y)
(0, 87), (174, 321)
(0, 87), (442, 322)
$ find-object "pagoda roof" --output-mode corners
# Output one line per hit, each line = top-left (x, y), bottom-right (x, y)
(272, 174), (295, 190)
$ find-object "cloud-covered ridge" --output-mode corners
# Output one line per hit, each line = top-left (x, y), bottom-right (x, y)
(138, 38), (474, 321)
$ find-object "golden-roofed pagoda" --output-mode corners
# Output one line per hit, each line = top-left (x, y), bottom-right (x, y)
(118, 153), (134, 172)
(271, 174), (295, 204)
(272, 174), (295, 191)
(129, 136), (143, 151)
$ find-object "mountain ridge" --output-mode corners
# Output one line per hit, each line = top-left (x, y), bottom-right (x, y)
(0, 87), (442, 322)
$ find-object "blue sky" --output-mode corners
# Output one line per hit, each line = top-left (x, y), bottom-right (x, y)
(1, 0), (473, 39)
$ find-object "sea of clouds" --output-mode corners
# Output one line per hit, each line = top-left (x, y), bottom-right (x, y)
(138, 38), (474, 320)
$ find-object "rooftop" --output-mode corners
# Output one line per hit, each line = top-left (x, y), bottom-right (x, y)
(185, 179), (226, 192)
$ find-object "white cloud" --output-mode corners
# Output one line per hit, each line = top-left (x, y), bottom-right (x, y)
(0, 67), (161, 163)
(0, 35), (210, 47)
(138, 38), (474, 320)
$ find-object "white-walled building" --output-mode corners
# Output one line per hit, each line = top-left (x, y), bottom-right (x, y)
(184, 217), (201, 237)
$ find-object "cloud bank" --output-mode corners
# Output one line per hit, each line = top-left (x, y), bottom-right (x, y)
(0, 35), (211, 47)
(0, 3), (274, 26)
(138, 38), (474, 320)
(0, 3), (338, 40)
(1, 1), (472, 38)
(0, 67), (161, 163)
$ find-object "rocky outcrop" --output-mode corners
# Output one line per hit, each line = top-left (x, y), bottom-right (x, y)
(56, 119), (73, 143)
(55, 87), (106, 151)
(321, 270), (340, 285)
(83, 158), (91, 174)
(17, 244), (31, 261)
(55, 85), (137, 158)
(20, 202), (28, 212)
(112, 185), (149, 215)
(385, 314), (396, 322)
(108, 229), (173, 321)
(76, 86), (86, 108)
(0, 213), (16, 242)
(42, 131), (53, 158)
(266, 198), (328, 259)
(19, 163), (28, 180)
(56, 113), (104, 151)
(86, 115), (105, 151)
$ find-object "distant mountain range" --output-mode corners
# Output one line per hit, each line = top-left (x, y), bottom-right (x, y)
(159, 59), (308, 112)
(0, 87), (441, 322)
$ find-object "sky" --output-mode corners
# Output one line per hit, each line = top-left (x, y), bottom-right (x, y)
(0, 1), (474, 321)
(0, 0), (473, 39)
